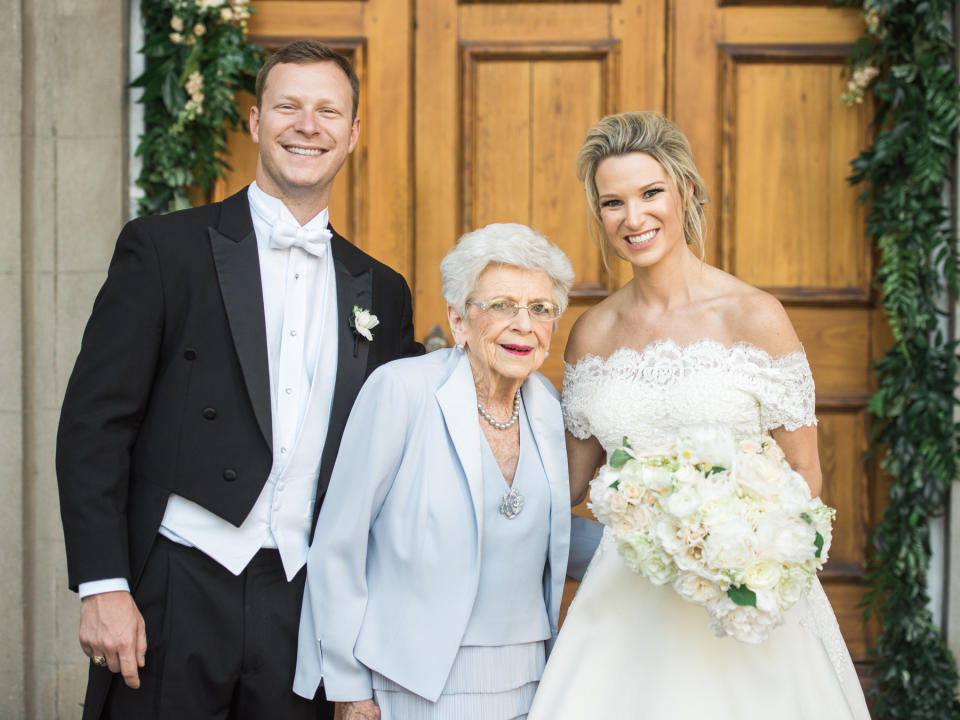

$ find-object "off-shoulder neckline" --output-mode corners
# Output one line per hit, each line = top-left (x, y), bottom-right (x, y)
(564, 338), (807, 372)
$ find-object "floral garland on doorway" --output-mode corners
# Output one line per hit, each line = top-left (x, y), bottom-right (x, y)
(132, 0), (263, 215)
(841, 1), (960, 717)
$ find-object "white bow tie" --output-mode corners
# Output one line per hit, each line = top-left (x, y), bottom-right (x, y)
(270, 220), (332, 257)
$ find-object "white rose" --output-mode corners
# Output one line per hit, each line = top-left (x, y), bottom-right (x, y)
(673, 464), (701, 489)
(702, 519), (758, 572)
(619, 533), (655, 574)
(654, 516), (684, 556)
(642, 465), (673, 492)
(739, 438), (762, 454)
(621, 483), (644, 503)
(735, 454), (782, 498)
(618, 458), (644, 485)
(666, 484), (700, 518)
(714, 605), (781, 644)
(673, 572), (722, 605)
(352, 307), (380, 341)
(765, 518), (817, 564)
(608, 491), (629, 514)
(743, 558), (782, 590)
(777, 567), (812, 607)
(644, 549), (677, 585)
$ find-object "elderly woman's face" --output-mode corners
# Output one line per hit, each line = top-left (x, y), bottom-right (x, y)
(451, 265), (555, 384)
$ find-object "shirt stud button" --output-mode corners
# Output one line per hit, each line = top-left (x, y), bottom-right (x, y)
(222, 469), (237, 482)
(202, 407), (217, 420)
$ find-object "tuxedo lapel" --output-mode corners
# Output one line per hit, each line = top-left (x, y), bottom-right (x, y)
(209, 189), (272, 449)
(314, 229), (373, 507)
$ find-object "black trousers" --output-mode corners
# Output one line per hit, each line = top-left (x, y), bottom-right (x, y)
(86, 536), (334, 720)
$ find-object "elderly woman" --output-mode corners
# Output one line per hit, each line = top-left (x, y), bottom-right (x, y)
(293, 223), (575, 720)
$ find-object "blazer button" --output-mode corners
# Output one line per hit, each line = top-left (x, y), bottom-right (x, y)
(223, 469), (237, 482)
(184, 348), (198, 361)
(202, 407), (217, 420)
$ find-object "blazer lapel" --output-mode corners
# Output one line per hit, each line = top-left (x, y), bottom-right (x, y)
(314, 229), (373, 505)
(435, 351), (484, 540)
(522, 374), (571, 632)
(209, 188), (272, 449)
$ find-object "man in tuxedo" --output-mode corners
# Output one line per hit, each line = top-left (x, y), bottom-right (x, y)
(56, 40), (422, 720)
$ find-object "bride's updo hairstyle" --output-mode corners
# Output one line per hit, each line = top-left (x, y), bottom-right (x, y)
(576, 112), (710, 267)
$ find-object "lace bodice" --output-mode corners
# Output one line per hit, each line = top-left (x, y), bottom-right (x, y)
(562, 339), (816, 454)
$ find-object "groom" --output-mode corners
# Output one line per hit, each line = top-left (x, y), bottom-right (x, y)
(57, 41), (422, 720)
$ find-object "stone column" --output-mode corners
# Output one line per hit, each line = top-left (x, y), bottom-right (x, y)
(0, 0), (26, 710)
(15, 0), (129, 717)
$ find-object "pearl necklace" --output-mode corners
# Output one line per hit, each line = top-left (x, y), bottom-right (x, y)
(477, 391), (521, 430)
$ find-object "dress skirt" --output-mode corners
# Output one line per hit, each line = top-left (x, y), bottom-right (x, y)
(371, 641), (545, 720)
(527, 534), (870, 720)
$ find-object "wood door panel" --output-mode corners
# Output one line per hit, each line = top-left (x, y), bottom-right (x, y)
(818, 410), (870, 573)
(723, 52), (870, 296)
(459, 3), (611, 41)
(789, 306), (871, 399)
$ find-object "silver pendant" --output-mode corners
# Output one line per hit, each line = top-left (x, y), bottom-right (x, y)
(499, 486), (524, 519)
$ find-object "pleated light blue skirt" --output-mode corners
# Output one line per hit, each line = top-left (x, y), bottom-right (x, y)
(371, 641), (546, 719)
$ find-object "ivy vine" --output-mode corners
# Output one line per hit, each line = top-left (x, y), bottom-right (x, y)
(842, 1), (960, 717)
(132, 0), (263, 215)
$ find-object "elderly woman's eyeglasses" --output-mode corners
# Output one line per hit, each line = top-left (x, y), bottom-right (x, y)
(467, 298), (560, 322)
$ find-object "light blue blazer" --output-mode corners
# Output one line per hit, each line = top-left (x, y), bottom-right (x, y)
(293, 348), (571, 703)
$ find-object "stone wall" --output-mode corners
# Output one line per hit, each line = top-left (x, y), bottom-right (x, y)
(5, 0), (129, 716)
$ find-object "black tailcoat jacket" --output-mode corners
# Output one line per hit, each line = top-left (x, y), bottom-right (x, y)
(57, 187), (422, 595)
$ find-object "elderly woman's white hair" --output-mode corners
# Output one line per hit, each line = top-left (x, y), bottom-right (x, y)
(440, 223), (575, 317)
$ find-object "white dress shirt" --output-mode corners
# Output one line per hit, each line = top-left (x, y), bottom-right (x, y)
(79, 182), (339, 597)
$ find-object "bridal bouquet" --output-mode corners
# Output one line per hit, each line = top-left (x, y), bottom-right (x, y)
(587, 428), (835, 643)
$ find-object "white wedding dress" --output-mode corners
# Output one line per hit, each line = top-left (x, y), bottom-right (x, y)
(528, 340), (870, 720)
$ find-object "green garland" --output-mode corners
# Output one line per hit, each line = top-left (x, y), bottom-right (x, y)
(842, 1), (960, 717)
(133, 0), (263, 215)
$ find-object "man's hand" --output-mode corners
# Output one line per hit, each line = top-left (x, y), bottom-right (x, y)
(79, 591), (147, 689)
(341, 699), (381, 720)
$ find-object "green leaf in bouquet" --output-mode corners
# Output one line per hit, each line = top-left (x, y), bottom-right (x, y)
(704, 465), (726, 477)
(621, 436), (633, 449)
(609, 448), (631, 469)
(727, 584), (757, 607)
(609, 480), (620, 490)
(814, 531), (825, 559)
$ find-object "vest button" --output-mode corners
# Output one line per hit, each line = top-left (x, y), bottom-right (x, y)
(183, 348), (198, 361)
(223, 469), (237, 481)
(202, 407), (217, 420)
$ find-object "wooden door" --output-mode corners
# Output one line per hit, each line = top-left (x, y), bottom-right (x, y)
(219, 0), (877, 687)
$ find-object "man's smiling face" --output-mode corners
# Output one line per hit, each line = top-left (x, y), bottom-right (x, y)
(250, 60), (360, 207)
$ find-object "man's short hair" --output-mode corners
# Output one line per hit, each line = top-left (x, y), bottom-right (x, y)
(255, 40), (360, 118)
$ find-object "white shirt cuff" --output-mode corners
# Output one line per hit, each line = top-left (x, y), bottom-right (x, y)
(78, 578), (131, 599)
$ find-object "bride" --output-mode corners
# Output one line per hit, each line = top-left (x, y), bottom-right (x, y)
(528, 112), (870, 719)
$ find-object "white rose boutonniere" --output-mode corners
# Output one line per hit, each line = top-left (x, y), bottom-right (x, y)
(350, 305), (380, 342)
